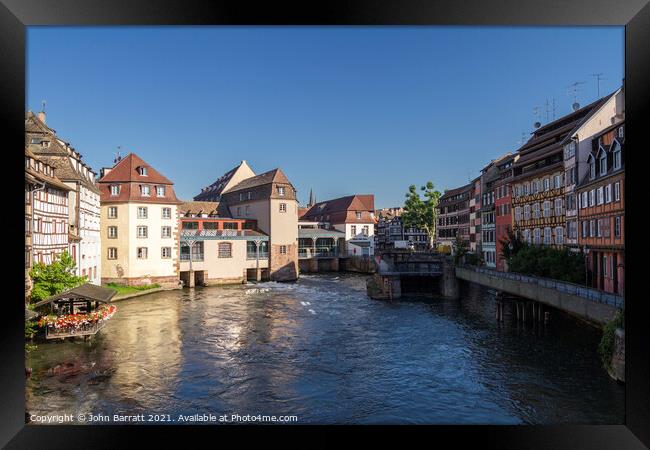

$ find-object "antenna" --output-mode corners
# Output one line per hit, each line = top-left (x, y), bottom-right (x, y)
(551, 97), (557, 120)
(591, 73), (606, 97)
(41, 100), (46, 113)
(567, 81), (586, 110)
(533, 106), (541, 129)
(114, 145), (122, 164)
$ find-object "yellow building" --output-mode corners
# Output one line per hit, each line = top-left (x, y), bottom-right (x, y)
(98, 153), (181, 288)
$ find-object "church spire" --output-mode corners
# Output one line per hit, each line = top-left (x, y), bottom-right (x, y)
(308, 188), (315, 207)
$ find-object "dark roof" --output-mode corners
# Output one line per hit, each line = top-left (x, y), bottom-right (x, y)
(440, 183), (473, 201)
(227, 168), (292, 192)
(193, 161), (249, 201)
(32, 283), (117, 308)
(178, 201), (230, 217)
(514, 94), (614, 168)
(25, 148), (73, 192)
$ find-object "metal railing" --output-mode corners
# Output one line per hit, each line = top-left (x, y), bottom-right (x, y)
(298, 247), (338, 258)
(180, 253), (204, 261)
(460, 265), (624, 308)
(246, 251), (269, 260)
(45, 320), (108, 339)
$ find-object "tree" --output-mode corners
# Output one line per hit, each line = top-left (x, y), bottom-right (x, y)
(401, 181), (442, 249)
(29, 251), (87, 303)
(452, 234), (469, 265)
(498, 226), (526, 261)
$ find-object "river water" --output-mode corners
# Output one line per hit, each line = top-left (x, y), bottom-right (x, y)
(26, 273), (624, 425)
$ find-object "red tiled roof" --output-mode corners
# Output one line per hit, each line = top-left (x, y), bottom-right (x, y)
(300, 194), (375, 223)
(99, 153), (174, 185)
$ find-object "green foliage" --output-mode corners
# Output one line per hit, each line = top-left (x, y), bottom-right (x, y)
(452, 235), (469, 265)
(498, 226), (526, 261)
(106, 282), (161, 296)
(401, 181), (442, 249)
(25, 320), (38, 353)
(598, 310), (624, 372)
(28, 251), (87, 303)
(506, 244), (586, 284)
(465, 252), (482, 266)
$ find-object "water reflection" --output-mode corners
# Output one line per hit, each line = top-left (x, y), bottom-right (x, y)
(26, 273), (624, 424)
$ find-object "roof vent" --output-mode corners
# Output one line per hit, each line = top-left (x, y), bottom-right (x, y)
(572, 102), (580, 111)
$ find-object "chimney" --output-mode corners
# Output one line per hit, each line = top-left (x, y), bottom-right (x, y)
(100, 167), (112, 179)
(37, 111), (46, 124)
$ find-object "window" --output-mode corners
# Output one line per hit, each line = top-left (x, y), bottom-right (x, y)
(162, 207), (172, 219)
(543, 227), (552, 245)
(218, 242), (232, 258)
(362, 225), (369, 236)
(564, 141), (576, 159)
(156, 186), (165, 197)
(351, 225), (357, 236)
(203, 222), (218, 230)
(597, 187), (604, 205)
(554, 198), (563, 215)
(279, 245), (287, 254)
(137, 247), (148, 259)
(237, 206), (241, 216)
(605, 184), (612, 203)
(161, 226), (172, 238)
(555, 227), (564, 245)
(138, 166), (148, 176)
(356, 211), (362, 219)
(110, 185), (120, 196)
(615, 216), (621, 238)
(566, 194), (575, 210)
(108, 226), (118, 239)
(182, 221), (199, 230)
(247, 191), (252, 200)
(601, 218), (611, 238)
(138, 207), (148, 219)
(581, 221), (588, 238)
(543, 178), (550, 191)
(568, 220), (577, 239)
(137, 226), (148, 238)
(554, 175), (562, 189)
(603, 255), (608, 277)
(277, 186), (285, 196)
(523, 229), (531, 244)
(589, 156), (596, 180)
(107, 247), (117, 260)
(532, 203), (540, 219)
(223, 222), (238, 230)
(279, 203), (287, 213)
(239, 193), (244, 201)
(599, 151), (607, 175)
(514, 206), (522, 221)
(613, 142), (622, 170)
(245, 205), (250, 216)
(543, 201), (551, 218)
(161, 247), (172, 259)
(589, 220), (596, 237)
(589, 190), (595, 207)
(140, 185), (151, 196)
(614, 182), (620, 201)
(534, 228), (541, 245)
(524, 205), (530, 220)
(108, 206), (118, 219)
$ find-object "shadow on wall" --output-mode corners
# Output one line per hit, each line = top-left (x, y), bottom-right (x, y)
(272, 261), (298, 281)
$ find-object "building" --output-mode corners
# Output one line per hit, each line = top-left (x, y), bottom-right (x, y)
(577, 121), (625, 295)
(299, 195), (376, 257)
(375, 207), (428, 251)
(25, 111), (102, 284)
(98, 153), (182, 288)
(193, 160), (256, 202)
(25, 148), (72, 298)
(511, 97), (609, 247)
(468, 177), (481, 253)
(494, 154), (517, 271)
(214, 166), (299, 281)
(436, 183), (472, 252)
(564, 88), (624, 252)
(177, 201), (270, 285)
(479, 154), (512, 267)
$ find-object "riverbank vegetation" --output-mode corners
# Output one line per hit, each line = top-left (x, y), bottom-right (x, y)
(28, 251), (87, 303)
(598, 309), (624, 373)
(402, 181), (442, 249)
(105, 282), (161, 296)
(498, 228), (585, 284)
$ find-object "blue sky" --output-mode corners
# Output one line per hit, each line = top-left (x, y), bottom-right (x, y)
(27, 27), (623, 209)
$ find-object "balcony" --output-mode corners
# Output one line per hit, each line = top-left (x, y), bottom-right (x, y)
(180, 253), (204, 261)
(247, 251), (269, 260)
(298, 247), (339, 259)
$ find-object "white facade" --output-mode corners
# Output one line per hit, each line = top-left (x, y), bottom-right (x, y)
(334, 222), (375, 256)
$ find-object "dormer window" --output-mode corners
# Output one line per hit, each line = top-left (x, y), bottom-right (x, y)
(110, 185), (120, 196)
(356, 212), (362, 220)
(141, 185), (151, 196)
(588, 155), (596, 180)
(617, 126), (624, 139)
(612, 141), (622, 170)
(599, 149), (607, 176)
(138, 166), (148, 176)
(156, 186), (165, 197)
(277, 186), (285, 196)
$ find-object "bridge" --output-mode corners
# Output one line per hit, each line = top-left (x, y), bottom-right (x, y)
(455, 266), (623, 325)
(367, 251), (624, 325)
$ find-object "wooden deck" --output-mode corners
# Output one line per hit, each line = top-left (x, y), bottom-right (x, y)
(45, 320), (109, 339)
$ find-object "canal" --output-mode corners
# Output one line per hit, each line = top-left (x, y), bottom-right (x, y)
(26, 273), (624, 424)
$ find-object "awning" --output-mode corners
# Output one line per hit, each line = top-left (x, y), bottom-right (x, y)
(298, 228), (346, 239)
(180, 229), (269, 241)
(32, 283), (117, 308)
(349, 240), (371, 248)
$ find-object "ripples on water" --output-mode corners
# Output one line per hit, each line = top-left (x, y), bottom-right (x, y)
(26, 273), (624, 424)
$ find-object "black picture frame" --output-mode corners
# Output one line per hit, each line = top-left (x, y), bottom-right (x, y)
(2, 0), (648, 447)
